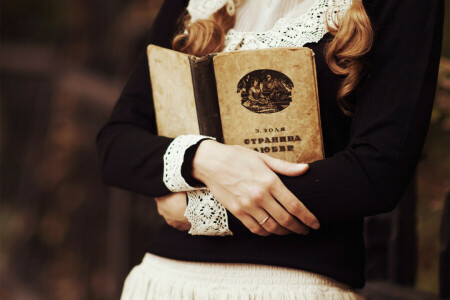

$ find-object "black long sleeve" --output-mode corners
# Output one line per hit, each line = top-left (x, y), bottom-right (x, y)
(96, 0), (444, 288)
(276, 0), (445, 223)
(179, 0), (444, 226)
(97, 0), (443, 215)
(96, 0), (188, 197)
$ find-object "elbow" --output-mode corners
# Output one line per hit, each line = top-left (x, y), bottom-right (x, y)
(95, 127), (129, 190)
(95, 125), (115, 186)
(94, 123), (171, 198)
(359, 189), (399, 218)
(366, 172), (414, 217)
(344, 142), (418, 217)
(374, 193), (400, 215)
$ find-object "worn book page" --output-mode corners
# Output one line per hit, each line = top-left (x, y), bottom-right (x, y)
(147, 45), (200, 137)
(213, 47), (324, 163)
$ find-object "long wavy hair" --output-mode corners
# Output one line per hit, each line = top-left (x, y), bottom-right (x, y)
(172, 1), (373, 116)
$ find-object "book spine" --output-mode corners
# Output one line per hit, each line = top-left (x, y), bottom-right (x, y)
(189, 55), (224, 143)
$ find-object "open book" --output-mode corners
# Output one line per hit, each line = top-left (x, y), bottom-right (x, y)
(147, 45), (324, 163)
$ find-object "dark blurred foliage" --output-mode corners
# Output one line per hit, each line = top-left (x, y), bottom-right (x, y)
(0, 1), (448, 300)
(1, 0), (165, 299)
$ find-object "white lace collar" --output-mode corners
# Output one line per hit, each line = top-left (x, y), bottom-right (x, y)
(187, 0), (231, 23)
(187, 0), (353, 51)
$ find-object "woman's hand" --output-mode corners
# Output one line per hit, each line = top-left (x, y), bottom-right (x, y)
(192, 140), (320, 236)
(154, 192), (191, 231)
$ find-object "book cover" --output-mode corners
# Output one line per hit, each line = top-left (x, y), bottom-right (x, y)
(147, 45), (324, 163)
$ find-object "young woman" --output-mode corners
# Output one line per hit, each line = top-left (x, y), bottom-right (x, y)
(96, 0), (444, 298)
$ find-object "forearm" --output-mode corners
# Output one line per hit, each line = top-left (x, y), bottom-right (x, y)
(283, 0), (445, 223)
(97, 123), (174, 197)
(96, 0), (189, 197)
(187, 0), (444, 226)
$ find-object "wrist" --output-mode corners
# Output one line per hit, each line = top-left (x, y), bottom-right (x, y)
(181, 138), (212, 188)
(163, 134), (216, 192)
(191, 139), (221, 183)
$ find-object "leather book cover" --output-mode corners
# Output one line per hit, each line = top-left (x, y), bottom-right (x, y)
(213, 47), (324, 163)
(188, 54), (224, 142)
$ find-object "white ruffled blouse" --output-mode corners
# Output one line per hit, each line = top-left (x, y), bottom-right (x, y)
(162, 0), (352, 236)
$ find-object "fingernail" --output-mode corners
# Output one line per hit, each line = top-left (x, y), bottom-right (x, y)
(311, 221), (320, 230)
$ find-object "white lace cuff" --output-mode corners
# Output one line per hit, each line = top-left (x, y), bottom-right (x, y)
(185, 189), (233, 236)
(163, 134), (215, 192)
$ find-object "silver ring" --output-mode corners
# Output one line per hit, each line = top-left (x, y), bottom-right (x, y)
(259, 216), (270, 225)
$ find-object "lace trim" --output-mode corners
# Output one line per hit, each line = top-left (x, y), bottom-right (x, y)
(223, 0), (352, 51)
(185, 189), (233, 236)
(163, 135), (215, 192)
(187, 0), (352, 51)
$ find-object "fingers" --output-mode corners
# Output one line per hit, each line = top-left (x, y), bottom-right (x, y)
(270, 178), (320, 230)
(228, 187), (310, 236)
(155, 192), (191, 231)
(259, 154), (309, 177)
(259, 195), (311, 235)
(237, 213), (271, 236)
(251, 208), (292, 235)
(165, 218), (191, 231)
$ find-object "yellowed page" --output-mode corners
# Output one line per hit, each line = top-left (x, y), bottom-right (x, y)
(147, 45), (200, 137)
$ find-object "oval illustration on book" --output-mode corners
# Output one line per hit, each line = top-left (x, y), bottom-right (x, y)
(237, 69), (293, 114)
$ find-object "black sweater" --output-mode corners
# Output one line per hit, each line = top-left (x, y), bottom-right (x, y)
(96, 0), (444, 288)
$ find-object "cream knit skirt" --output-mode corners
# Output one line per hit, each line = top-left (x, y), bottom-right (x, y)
(120, 252), (365, 300)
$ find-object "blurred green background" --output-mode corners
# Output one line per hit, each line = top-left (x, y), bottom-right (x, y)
(0, 1), (448, 299)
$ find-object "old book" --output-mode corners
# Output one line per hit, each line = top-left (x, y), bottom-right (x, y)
(147, 45), (324, 163)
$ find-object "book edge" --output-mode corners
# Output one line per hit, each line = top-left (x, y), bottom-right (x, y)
(311, 50), (326, 160)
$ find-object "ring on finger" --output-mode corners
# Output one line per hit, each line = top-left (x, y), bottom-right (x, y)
(258, 216), (270, 225)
